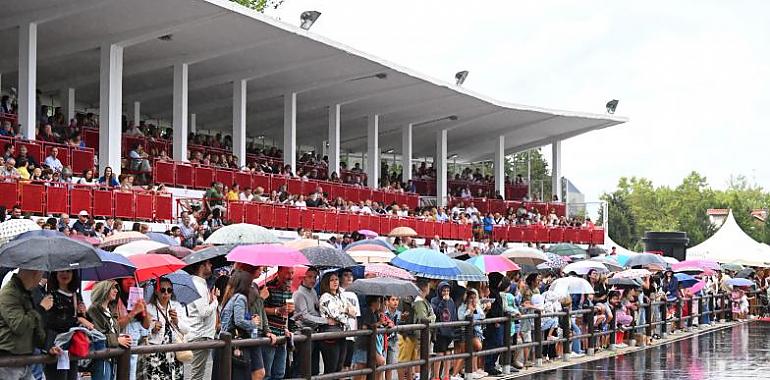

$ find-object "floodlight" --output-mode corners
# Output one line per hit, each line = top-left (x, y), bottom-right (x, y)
(606, 99), (619, 114)
(300, 11), (321, 30)
(455, 71), (469, 86)
(383, 148), (395, 154)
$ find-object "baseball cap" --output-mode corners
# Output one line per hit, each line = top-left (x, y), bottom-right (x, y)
(78, 210), (89, 217)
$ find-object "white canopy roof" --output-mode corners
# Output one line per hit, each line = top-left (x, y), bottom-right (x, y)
(687, 210), (770, 267)
(603, 235), (639, 257)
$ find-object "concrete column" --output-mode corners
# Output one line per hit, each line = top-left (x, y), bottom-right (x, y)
(0, 73), (2, 95)
(62, 88), (76, 122)
(18, 22), (37, 139)
(552, 140), (562, 201)
(494, 135), (505, 199)
(98, 43), (124, 174)
(283, 92), (297, 173)
(190, 113), (197, 134)
(366, 114), (379, 189)
(436, 128), (448, 206)
(328, 104), (341, 177)
(133, 101), (141, 124)
(172, 63), (188, 162)
(401, 123), (413, 182)
(233, 79), (247, 168)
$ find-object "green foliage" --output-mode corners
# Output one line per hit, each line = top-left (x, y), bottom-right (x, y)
(505, 148), (553, 200)
(230, 0), (284, 12)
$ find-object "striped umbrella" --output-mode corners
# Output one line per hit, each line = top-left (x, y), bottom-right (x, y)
(100, 231), (149, 250)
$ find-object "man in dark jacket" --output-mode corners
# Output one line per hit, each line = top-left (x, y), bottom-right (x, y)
(0, 269), (62, 378)
(484, 273), (505, 375)
(431, 281), (458, 380)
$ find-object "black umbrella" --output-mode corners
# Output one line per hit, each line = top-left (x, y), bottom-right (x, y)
(0, 230), (102, 271)
(736, 268), (755, 279)
(587, 246), (608, 257)
(483, 247), (507, 256)
(608, 277), (642, 287)
(346, 278), (420, 297)
(182, 245), (233, 266)
(624, 253), (667, 268)
(300, 246), (357, 269)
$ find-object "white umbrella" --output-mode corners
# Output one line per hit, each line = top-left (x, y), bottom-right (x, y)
(563, 261), (608, 275)
(347, 250), (395, 264)
(662, 256), (680, 264)
(502, 247), (549, 265)
(550, 277), (595, 295)
(114, 240), (169, 256)
(0, 219), (41, 246)
(205, 223), (280, 245)
(589, 257), (624, 272)
(613, 268), (652, 279)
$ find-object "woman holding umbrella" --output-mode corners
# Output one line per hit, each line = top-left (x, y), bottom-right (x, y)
(141, 277), (189, 380)
(87, 281), (133, 380)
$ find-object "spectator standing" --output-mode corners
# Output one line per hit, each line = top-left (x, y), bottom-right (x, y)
(262, 267), (295, 380)
(339, 269), (361, 371)
(292, 268), (326, 377)
(142, 277), (189, 380)
(87, 280), (132, 380)
(183, 259), (219, 380)
(318, 272), (356, 375)
(430, 281), (459, 380)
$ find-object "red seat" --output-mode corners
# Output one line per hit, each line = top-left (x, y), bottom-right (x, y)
(176, 163), (194, 188)
(70, 187), (93, 216)
(71, 148), (95, 174)
(287, 178), (302, 196)
(287, 207), (302, 229)
(450, 224), (460, 240)
(45, 185), (69, 215)
(253, 174), (271, 193)
(235, 172), (253, 190)
(534, 227), (549, 243)
(82, 129), (99, 150)
(194, 166), (215, 190)
(258, 203), (274, 227)
(577, 229), (592, 244)
(114, 191), (135, 219)
(591, 228), (605, 245)
(153, 161), (175, 185)
(135, 192), (154, 220)
(549, 227), (565, 243)
(228, 201), (246, 224)
(15, 141), (43, 164)
(154, 194), (173, 221)
(215, 169), (235, 188)
(508, 226), (524, 242)
(92, 189), (113, 217)
(0, 181), (18, 209)
(522, 227), (536, 243)
(348, 214), (361, 232)
(273, 206), (288, 229)
(337, 213), (350, 233)
(322, 211), (337, 232)
(564, 228), (578, 243)
(20, 183), (44, 214)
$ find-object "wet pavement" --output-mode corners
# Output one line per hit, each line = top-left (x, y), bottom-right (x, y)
(524, 322), (770, 380)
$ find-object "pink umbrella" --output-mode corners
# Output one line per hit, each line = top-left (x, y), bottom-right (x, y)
(365, 263), (416, 281)
(467, 255), (520, 273)
(357, 229), (379, 238)
(689, 280), (706, 294)
(226, 244), (310, 267)
(672, 260), (720, 272)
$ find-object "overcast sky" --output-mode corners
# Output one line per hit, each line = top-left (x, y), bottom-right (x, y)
(269, 0), (770, 201)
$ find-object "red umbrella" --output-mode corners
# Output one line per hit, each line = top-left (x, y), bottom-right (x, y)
(128, 254), (186, 282)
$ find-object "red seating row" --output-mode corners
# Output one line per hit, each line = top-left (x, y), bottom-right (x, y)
(491, 225), (604, 245)
(412, 179), (529, 199)
(0, 136), (95, 174)
(447, 197), (566, 217)
(225, 201), (473, 240)
(154, 161), (420, 209)
(0, 181), (172, 221)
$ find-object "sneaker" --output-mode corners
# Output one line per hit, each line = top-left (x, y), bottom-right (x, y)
(486, 368), (503, 376)
(615, 343), (628, 348)
(571, 352), (585, 358)
(474, 370), (488, 377)
(513, 361), (524, 369)
(450, 376), (464, 380)
(470, 373), (484, 380)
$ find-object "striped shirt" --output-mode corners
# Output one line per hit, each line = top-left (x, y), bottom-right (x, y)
(265, 279), (293, 336)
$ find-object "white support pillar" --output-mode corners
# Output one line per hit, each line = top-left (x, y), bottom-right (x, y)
(366, 114), (379, 189)
(190, 113), (197, 134)
(0, 73), (3, 94)
(98, 43), (124, 174)
(283, 92), (297, 173)
(233, 79), (247, 168)
(172, 63), (188, 162)
(401, 123), (413, 183)
(328, 104), (341, 177)
(494, 135), (506, 199)
(552, 140), (562, 201)
(18, 22), (37, 139)
(436, 128), (448, 207)
(63, 88), (76, 122)
(133, 101), (141, 124)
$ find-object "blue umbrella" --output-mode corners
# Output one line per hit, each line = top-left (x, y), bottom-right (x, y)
(390, 248), (460, 279)
(344, 239), (396, 252)
(726, 278), (755, 287)
(146, 232), (179, 246)
(673, 273), (698, 288)
(143, 270), (200, 305)
(81, 249), (136, 281)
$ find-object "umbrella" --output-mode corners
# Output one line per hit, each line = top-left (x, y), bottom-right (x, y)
(114, 240), (169, 256)
(68, 234), (100, 246)
(182, 245), (233, 265)
(586, 246), (608, 257)
(673, 260), (721, 272)
(550, 277), (595, 295)
(128, 254), (187, 282)
(346, 278), (420, 297)
(364, 263), (416, 281)
(300, 246), (357, 268)
(736, 268), (755, 279)
(0, 219), (41, 246)
(357, 229), (379, 238)
(482, 246), (507, 256)
(390, 248), (460, 279)
(674, 273), (699, 288)
(148, 245), (194, 259)
(674, 266), (705, 275)
(145, 232), (180, 246)
(662, 256), (680, 265)
(613, 268), (652, 279)
(614, 252), (638, 267)
(563, 261), (608, 275)
(347, 249), (396, 264)
(624, 253), (668, 268)
(284, 239), (333, 250)
(344, 239), (396, 252)
(466, 255), (521, 273)
(205, 223), (280, 245)
(389, 226), (418, 238)
(100, 231), (149, 249)
(726, 278), (754, 287)
(0, 230), (102, 271)
(452, 259), (488, 282)
(608, 277), (642, 287)
(721, 263), (744, 272)
(547, 243), (585, 257)
(143, 270), (200, 305)
(540, 253), (569, 270)
(227, 244), (309, 267)
(80, 249), (136, 281)
(588, 257), (624, 272)
(689, 281), (706, 294)
(346, 243), (392, 253)
(502, 247), (548, 266)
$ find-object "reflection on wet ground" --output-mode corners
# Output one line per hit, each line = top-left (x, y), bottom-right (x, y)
(525, 322), (770, 380)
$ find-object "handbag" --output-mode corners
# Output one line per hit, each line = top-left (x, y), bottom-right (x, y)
(230, 328), (251, 368)
(159, 306), (194, 363)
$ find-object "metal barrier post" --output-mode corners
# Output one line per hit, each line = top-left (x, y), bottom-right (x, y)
(533, 310), (543, 367)
(560, 308), (571, 361)
(686, 297), (694, 330)
(697, 296), (704, 327)
(659, 299), (668, 337)
(709, 294), (715, 324)
(116, 348), (131, 380)
(367, 325), (379, 380)
(726, 293), (733, 322)
(586, 307), (596, 355)
(676, 297), (683, 331)
(464, 315), (475, 380)
(645, 300), (654, 339)
(219, 332), (232, 380)
(300, 327), (313, 380)
(502, 312), (513, 374)
(609, 305), (618, 350)
(419, 320), (431, 380)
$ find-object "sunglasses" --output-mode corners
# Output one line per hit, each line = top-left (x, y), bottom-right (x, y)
(159, 287), (173, 294)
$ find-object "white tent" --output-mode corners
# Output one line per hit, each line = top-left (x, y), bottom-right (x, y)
(687, 210), (770, 266)
(603, 236), (639, 257)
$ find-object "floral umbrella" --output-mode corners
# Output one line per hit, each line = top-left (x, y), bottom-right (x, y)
(364, 263), (416, 281)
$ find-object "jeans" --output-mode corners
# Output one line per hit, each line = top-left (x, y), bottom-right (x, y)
(702, 301), (712, 325)
(571, 321), (583, 354)
(319, 339), (346, 374)
(90, 359), (115, 380)
(292, 341), (321, 376)
(0, 366), (34, 380)
(261, 343), (287, 380)
(483, 324), (503, 371)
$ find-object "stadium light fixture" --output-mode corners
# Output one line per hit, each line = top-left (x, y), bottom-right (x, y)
(606, 99), (619, 114)
(448, 154), (458, 159)
(455, 71), (469, 86)
(300, 11), (321, 30)
(383, 148), (395, 154)
(413, 115), (458, 127)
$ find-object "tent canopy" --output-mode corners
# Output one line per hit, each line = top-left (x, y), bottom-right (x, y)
(687, 210), (770, 267)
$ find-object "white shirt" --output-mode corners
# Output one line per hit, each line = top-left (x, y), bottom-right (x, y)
(466, 206), (479, 215)
(340, 289), (360, 341)
(360, 206), (373, 215)
(146, 300), (190, 345)
(240, 193), (254, 202)
(45, 156), (63, 172)
(183, 275), (218, 341)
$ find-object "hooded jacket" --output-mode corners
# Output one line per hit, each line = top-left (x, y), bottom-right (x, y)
(0, 274), (46, 354)
(430, 281), (458, 338)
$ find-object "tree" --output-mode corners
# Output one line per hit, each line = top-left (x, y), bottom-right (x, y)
(230, 0), (284, 12)
(600, 190), (639, 250)
(505, 148), (552, 200)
